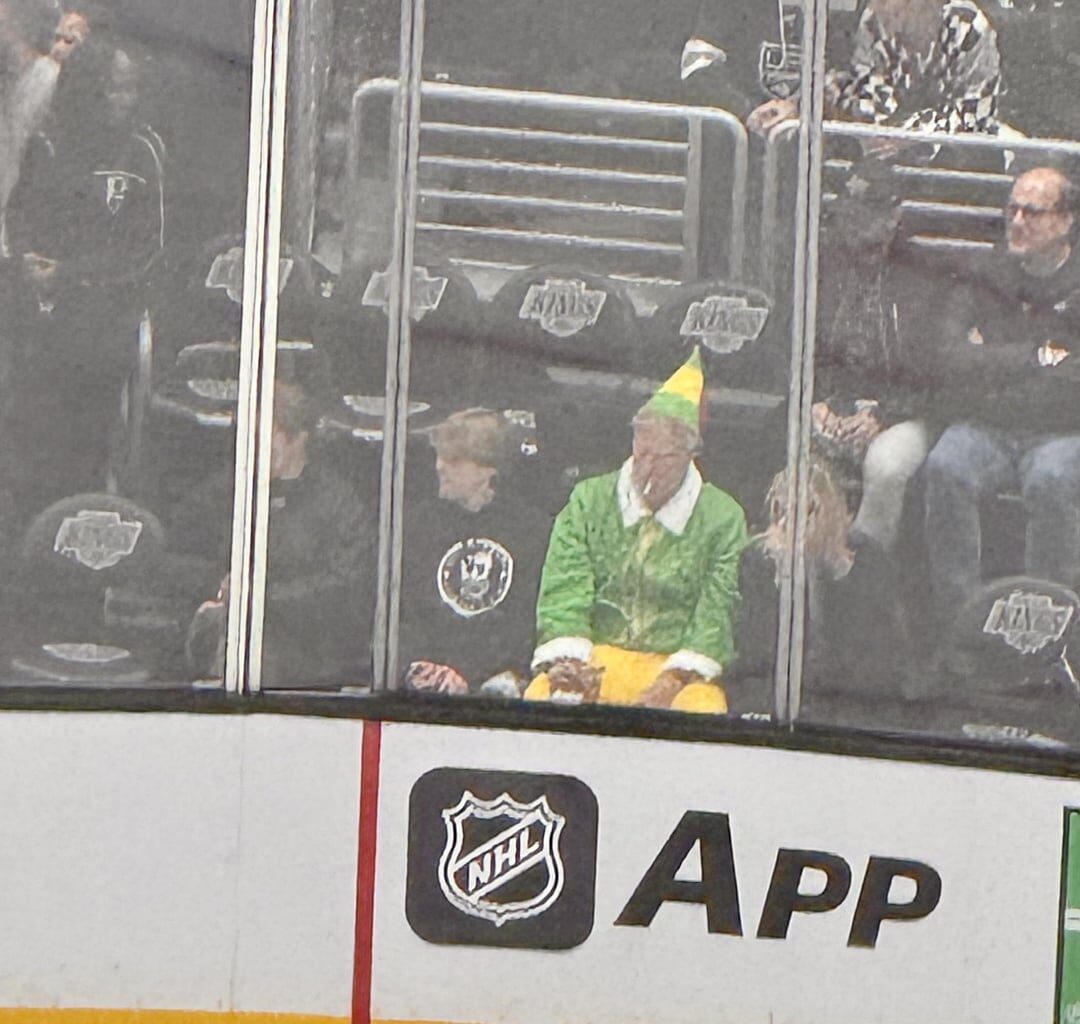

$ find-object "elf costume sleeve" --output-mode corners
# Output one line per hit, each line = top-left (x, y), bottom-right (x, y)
(532, 481), (597, 668)
(668, 496), (748, 677)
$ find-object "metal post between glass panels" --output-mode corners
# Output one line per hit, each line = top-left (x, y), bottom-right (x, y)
(783, 0), (829, 725)
(225, 0), (280, 695)
(373, 0), (427, 691)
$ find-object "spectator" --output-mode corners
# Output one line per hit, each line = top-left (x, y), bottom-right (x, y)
(0, 7), (87, 255)
(736, 457), (910, 702)
(178, 379), (373, 686)
(774, 0), (1006, 544)
(399, 407), (549, 695)
(2, 13), (166, 522)
(811, 185), (947, 553)
(679, 0), (787, 117)
(524, 349), (748, 713)
(925, 166), (1080, 627)
(749, 0), (1001, 138)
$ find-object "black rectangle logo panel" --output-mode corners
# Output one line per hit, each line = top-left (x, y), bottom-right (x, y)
(406, 767), (598, 949)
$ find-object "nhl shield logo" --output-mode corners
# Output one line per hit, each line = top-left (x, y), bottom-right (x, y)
(407, 768), (597, 948)
(519, 279), (607, 338)
(438, 791), (566, 926)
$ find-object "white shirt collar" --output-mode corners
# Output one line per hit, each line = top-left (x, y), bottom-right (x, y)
(616, 458), (702, 537)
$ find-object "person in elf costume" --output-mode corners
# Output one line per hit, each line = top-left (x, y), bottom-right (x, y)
(524, 349), (748, 713)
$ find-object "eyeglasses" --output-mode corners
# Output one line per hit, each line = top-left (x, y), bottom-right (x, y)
(1007, 201), (1065, 220)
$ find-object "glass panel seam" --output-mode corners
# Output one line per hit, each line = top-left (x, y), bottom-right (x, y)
(372, 0), (425, 690)
(785, 0), (829, 725)
(246, 0), (294, 694)
(226, 0), (280, 696)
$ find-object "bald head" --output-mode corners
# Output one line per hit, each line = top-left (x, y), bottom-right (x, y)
(1007, 167), (1075, 260)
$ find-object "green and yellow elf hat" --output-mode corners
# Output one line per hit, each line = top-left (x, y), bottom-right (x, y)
(637, 347), (704, 431)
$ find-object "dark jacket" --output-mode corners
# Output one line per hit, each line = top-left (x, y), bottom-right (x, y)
(735, 540), (909, 698)
(815, 190), (955, 426)
(935, 243), (1080, 435)
(398, 467), (553, 687)
(169, 456), (374, 686)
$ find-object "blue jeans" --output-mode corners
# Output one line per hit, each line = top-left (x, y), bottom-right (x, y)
(925, 423), (1080, 619)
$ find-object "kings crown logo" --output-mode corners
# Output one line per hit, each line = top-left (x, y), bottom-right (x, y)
(54, 510), (143, 572)
(362, 265), (448, 321)
(438, 791), (566, 926)
(519, 279), (607, 338)
(679, 293), (770, 354)
(982, 590), (1074, 655)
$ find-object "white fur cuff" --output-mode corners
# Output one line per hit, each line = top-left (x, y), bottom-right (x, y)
(531, 637), (594, 672)
(662, 649), (722, 680)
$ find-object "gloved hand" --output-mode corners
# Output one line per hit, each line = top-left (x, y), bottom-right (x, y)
(748, 96), (798, 138)
(639, 668), (704, 709)
(405, 660), (469, 696)
(547, 657), (603, 704)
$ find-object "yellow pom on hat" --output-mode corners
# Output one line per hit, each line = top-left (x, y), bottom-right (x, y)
(638, 347), (704, 430)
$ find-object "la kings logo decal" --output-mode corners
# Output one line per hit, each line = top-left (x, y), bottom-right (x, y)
(54, 510), (143, 571)
(679, 293), (770, 354)
(362, 265), (449, 321)
(519, 279), (607, 338)
(407, 768), (598, 949)
(983, 590), (1075, 655)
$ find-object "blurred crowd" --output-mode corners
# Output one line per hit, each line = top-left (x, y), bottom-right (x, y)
(3, 0), (1080, 749)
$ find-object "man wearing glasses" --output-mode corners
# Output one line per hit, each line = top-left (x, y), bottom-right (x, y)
(925, 166), (1080, 627)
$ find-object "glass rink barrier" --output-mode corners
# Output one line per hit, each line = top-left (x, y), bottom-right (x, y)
(10, 3), (1080, 1023)
(369, 0), (805, 720)
(0, 0), (259, 690)
(9, 0), (1080, 751)
(769, 0), (1080, 748)
(790, 124), (1080, 748)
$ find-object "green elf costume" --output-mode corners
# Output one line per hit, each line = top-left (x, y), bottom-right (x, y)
(525, 349), (748, 713)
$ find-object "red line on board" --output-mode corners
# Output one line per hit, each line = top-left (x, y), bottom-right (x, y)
(352, 719), (383, 1024)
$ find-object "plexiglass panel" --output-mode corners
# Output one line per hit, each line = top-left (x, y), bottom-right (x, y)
(799, 0), (1080, 747)
(255, 0), (406, 690)
(0, 0), (256, 687)
(390, 0), (807, 719)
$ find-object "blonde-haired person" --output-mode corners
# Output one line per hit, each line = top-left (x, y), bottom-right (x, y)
(400, 407), (550, 697)
(734, 457), (911, 707)
(757, 458), (855, 586)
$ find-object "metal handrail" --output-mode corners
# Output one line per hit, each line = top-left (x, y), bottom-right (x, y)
(761, 119), (1080, 290)
(760, 118), (801, 288)
(349, 76), (748, 281)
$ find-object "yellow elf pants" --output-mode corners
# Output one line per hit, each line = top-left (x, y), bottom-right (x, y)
(523, 644), (727, 714)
